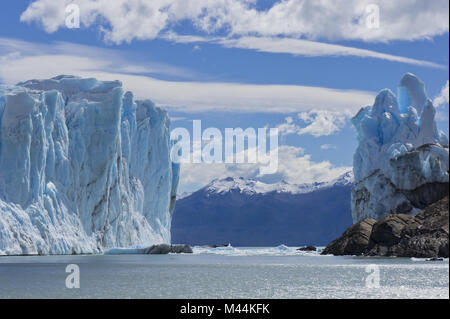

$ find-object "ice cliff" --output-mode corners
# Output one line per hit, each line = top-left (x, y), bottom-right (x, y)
(0, 75), (179, 255)
(351, 73), (449, 223)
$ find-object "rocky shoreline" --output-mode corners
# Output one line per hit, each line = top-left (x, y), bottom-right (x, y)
(322, 196), (449, 258)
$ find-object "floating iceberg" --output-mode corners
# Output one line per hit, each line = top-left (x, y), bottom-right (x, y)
(351, 73), (449, 222)
(0, 75), (179, 255)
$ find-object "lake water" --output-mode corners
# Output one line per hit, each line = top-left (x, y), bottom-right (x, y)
(0, 246), (448, 299)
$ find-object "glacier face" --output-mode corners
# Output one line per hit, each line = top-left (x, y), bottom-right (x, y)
(351, 73), (449, 223)
(0, 75), (179, 255)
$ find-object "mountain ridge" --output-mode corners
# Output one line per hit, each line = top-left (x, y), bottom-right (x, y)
(202, 171), (353, 196)
(172, 172), (354, 246)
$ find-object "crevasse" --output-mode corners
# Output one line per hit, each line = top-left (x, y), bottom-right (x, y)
(0, 75), (179, 255)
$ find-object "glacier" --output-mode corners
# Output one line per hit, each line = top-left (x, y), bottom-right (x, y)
(0, 75), (179, 255)
(351, 73), (449, 222)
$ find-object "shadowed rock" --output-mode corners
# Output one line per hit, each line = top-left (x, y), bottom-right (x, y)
(321, 218), (376, 255)
(297, 246), (317, 251)
(323, 197), (449, 258)
(146, 244), (193, 254)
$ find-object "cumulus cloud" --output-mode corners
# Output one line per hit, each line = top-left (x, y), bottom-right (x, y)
(178, 145), (351, 193)
(21, 0), (449, 43)
(276, 110), (351, 137)
(18, 0), (447, 67)
(0, 37), (376, 114)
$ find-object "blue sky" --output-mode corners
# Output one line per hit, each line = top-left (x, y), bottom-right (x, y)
(0, 0), (448, 193)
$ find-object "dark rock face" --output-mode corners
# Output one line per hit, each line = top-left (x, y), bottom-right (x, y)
(402, 182), (449, 211)
(321, 219), (376, 255)
(146, 244), (193, 254)
(297, 246), (317, 251)
(323, 197), (449, 258)
(367, 196), (449, 257)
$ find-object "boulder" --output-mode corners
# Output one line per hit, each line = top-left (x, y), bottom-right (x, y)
(146, 244), (193, 254)
(297, 246), (317, 251)
(369, 214), (416, 246)
(209, 244), (229, 248)
(321, 219), (376, 255)
(170, 244), (194, 254)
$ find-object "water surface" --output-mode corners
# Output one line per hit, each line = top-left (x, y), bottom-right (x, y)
(0, 246), (448, 299)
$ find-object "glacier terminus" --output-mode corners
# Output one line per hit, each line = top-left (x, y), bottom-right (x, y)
(0, 75), (179, 255)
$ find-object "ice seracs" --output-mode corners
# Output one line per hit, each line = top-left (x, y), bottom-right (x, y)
(0, 75), (179, 255)
(351, 73), (449, 222)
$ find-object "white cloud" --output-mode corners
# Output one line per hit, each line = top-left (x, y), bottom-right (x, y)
(219, 36), (445, 68)
(276, 116), (300, 135)
(21, 0), (449, 43)
(18, 0), (447, 67)
(434, 80), (449, 121)
(178, 145), (351, 193)
(298, 110), (350, 136)
(434, 81), (449, 108)
(80, 72), (376, 114)
(0, 37), (376, 114)
(277, 110), (351, 137)
(0, 37), (194, 79)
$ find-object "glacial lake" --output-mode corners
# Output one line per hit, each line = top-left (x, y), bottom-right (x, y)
(0, 246), (448, 299)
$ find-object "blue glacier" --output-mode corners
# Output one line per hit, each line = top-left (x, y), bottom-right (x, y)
(0, 75), (179, 255)
(351, 73), (449, 222)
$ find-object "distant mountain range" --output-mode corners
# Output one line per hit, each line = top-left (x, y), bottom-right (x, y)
(171, 172), (354, 246)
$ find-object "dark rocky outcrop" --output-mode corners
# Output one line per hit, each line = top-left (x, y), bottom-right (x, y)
(367, 196), (449, 257)
(322, 196), (449, 258)
(322, 197), (449, 258)
(321, 219), (376, 255)
(297, 246), (317, 251)
(209, 244), (229, 248)
(146, 244), (193, 254)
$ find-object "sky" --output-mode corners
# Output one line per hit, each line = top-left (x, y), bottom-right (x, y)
(0, 0), (448, 194)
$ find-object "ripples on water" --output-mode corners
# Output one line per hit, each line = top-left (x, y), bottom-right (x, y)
(0, 246), (448, 299)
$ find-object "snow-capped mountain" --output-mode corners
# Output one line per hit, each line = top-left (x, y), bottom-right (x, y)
(204, 171), (353, 196)
(0, 75), (179, 255)
(171, 172), (354, 246)
(352, 74), (449, 222)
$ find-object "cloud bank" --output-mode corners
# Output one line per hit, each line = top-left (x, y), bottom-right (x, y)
(178, 145), (351, 193)
(18, 0), (448, 67)
(21, 0), (449, 43)
(0, 37), (376, 114)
